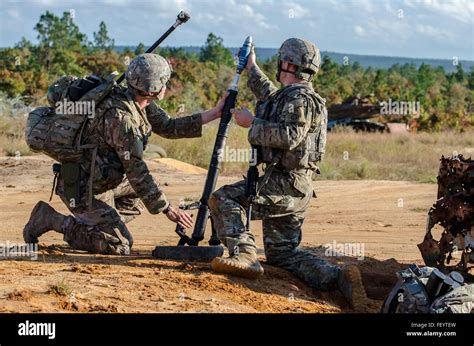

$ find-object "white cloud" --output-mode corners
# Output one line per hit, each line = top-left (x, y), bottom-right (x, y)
(7, 9), (20, 19)
(405, 0), (473, 23)
(282, 2), (311, 20)
(416, 23), (454, 40)
(100, 0), (130, 6)
(354, 25), (365, 36)
(351, 0), (374, 13)
(29, 0), (56, 5)
(0, 0), (472, 60)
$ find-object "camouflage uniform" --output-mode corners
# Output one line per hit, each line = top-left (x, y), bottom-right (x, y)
(209, 62), (342, 291)
(54, 88), (202, 255)
(24, 54), (202, 255)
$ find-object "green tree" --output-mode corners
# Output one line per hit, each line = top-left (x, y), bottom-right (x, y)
(34, 11), (87, 76)
(158, 47), (198, 61)
(91, 21), (115, 51)
(453, 63), (466, 83)
(14, 37), (33, 50)
(199, 33), (233, 67)
(135, 42), (145, 55)
(467, 67), (474, 90)
(316, 56), (342, 102)
(261, 55), (278, 85)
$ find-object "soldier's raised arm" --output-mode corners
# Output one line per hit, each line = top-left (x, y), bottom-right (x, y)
(145, 101), (202, 139)
(247, 65), (278, 101)
(245, 46), (278, 100)
(145, 95), (226, 138)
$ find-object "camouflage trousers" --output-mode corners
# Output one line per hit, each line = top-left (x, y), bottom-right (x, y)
(56, 175), (144, 255)
(209, 169), (340, 291)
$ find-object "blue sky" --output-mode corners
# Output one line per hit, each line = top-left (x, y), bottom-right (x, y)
(0, 0), (473, 60)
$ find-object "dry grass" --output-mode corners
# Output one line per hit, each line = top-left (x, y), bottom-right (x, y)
(150, 121), (250, 175)
(152, 124), (474, 182)
(2, 88), (472, 182)
(48, 279), (73, 297)
(0, 136), (31, 157)
(0, 93), (32, 157)
(320, 127), (473, 182)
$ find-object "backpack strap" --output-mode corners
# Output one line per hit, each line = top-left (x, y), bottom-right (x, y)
(88, 146), (98, 211)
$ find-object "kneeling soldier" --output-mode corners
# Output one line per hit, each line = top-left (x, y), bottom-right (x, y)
(209, 39), (368, 309)
(24, 54), (224, 255)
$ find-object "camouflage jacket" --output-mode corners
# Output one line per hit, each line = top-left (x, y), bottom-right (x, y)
(81, 87), (202, 214)
(247, 65), (327, 171)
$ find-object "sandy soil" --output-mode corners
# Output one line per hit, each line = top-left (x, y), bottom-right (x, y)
(0, 155), (466, 313)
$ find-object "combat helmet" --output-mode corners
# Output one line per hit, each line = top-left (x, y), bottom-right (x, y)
(126, 53), (172, 94)
(277, 38), (320, 81)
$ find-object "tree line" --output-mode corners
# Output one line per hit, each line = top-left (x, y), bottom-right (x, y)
(0, 11), (472, 131)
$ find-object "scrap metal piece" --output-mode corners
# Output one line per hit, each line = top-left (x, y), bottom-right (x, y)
(418, 236), (441, 268)
(418, 155), (474, 271)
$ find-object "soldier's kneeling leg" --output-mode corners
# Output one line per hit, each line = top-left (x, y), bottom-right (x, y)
(62, 217), (131, 255)
(208, 181), (256, 254)
(209, 183), (264, 278)
(263, 215), (340, 291)
(59, 182), (134, 254)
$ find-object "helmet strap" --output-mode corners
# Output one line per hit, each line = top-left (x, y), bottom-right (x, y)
(276, 61), (296, 82)
(279, 66), (295, 74)
(128, 84), (165, 99)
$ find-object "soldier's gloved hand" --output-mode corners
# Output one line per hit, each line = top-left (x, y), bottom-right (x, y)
(231, 107), (255, 128)
(164, 205), (194, 229)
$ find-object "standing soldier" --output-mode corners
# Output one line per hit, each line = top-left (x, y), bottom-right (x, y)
(209, 39), (368, 308)
(23, 54), (225, 255)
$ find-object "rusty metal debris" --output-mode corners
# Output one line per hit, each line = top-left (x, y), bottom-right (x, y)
(418, 154), (474, 271)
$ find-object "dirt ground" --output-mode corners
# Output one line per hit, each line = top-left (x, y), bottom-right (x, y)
(0, 155), (467, 313)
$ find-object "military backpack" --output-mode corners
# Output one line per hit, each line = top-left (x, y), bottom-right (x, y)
(25, 72), (118, 163)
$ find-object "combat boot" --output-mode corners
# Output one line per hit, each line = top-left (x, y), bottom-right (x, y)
(337, 265), (369, 310)
(23, 201), (66, 243)
(211, 250), (264, 279)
